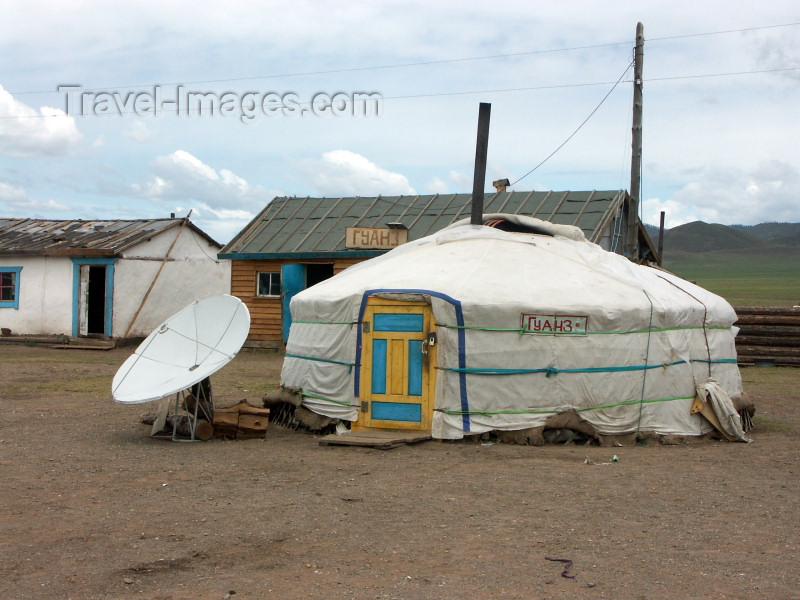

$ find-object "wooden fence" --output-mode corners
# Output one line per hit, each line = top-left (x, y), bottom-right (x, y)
(733, 306), (800, 367)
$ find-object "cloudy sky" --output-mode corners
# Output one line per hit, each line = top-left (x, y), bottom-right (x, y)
(1, 1), (798, 242)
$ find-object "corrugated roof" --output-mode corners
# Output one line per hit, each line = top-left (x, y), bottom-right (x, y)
(0, 218), (221, 257)
(220, 190), (628, 257)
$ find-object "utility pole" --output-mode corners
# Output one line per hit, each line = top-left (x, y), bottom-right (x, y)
(470, 102), (491, 225)
(626, 22), (644, 260)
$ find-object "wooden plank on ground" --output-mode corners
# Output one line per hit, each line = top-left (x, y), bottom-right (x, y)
(319, 430), (432, 450)
(50, 344), (115, 351)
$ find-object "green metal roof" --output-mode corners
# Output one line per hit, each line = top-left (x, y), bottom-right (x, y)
(220, 190), (628, 258)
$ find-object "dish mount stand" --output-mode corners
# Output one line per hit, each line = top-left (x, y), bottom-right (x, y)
(150, 377), (215, 441)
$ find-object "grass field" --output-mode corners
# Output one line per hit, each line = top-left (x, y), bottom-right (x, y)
(662, 248), (800, 306)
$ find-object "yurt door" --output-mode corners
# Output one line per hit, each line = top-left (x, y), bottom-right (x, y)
(359, 300), (435, 431)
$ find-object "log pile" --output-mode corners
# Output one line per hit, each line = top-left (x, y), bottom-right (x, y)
(733, 306), (800, 367)
(262, 386), (340, 433)
(212, 400), (271, 439)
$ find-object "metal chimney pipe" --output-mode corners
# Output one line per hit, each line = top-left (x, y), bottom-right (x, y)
(470, 103), (491, 225)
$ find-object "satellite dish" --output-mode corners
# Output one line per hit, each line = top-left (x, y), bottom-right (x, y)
(112, 294), (250, 404)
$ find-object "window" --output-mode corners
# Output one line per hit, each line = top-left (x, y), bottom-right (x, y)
(0, 267), (22, 309)
(257, 271), (281, 297)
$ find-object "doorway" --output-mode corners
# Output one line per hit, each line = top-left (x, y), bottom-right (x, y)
(86, 265), (106, 335)
(73, 258), (116, 338)
(78, 265), (108, 336)
(281, 263), (334, 342)
(356, 299), (436, 432)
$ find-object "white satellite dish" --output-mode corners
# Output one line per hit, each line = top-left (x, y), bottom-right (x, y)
(112, 294), (250, 404)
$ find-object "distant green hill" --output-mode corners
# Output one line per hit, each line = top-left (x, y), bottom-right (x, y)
(663, 221), (766, 253)
(642, 220), (800, 306)
(732, 222), (800, 243)
(771, 232), (800, 247)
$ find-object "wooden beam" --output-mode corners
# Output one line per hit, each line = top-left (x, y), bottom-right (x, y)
(123, 213), (191, 338)
(626, 22), (644, 259)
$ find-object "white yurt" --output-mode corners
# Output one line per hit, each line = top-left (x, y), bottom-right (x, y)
(280, 215), (745, 441)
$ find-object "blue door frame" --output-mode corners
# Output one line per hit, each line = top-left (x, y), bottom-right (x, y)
(281, 264), (306, 343)
(71, 258), (117, 337)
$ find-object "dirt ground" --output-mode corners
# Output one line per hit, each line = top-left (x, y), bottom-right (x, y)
(1, 344), (799, 600)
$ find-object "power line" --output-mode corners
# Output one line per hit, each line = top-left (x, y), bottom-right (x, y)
(2, 65), (796, 120)
(649, 21), (800, 42)
(510, 59), (635, 187)
(5, 41), (636, 96)
(646, 66), (800, 82)
(7, 21), (800, 96)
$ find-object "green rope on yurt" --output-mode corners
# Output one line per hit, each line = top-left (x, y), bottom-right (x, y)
(300, 391), (359, 408)
(437, 359), (689, 376)
(654, 273), (715, 378)
(436, 357), (735, 377)
(435, 407), (565, 416)
(435, 394), (696, 416)
(292, 320), (358, 326)
(635, 290), (656, 443)
(434, 322), (730, 336)
(284, 353), (356, 373)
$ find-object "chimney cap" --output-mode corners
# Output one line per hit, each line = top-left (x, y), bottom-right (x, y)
(493, 178), (511, 192)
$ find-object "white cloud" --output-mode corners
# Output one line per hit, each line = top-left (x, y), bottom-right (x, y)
(643, 160), (800, 226)
(129, 149), (279, 243)
(122, 120), (157, 143)
(642, 196), (712, 229)
(1, 1), (799, 233)
(190, 208), (256, 244)
(0, 85), (82, 157)
(424, 177), (450, 194)
(0, 182), (29, 204)
(448, 171), (472, 190)
(0, 182), (69, 213)
(133, 149), (274, 212)
(303, 150), (415, 197)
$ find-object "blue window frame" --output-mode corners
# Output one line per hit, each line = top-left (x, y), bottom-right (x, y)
(0, 267), (22, 309)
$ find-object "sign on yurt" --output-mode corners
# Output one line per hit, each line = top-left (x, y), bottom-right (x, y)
(278, 214), (750, 444)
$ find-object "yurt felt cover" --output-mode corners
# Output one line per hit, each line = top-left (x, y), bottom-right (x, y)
(281, 219), (742, 439)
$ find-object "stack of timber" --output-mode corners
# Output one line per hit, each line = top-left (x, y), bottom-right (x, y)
(212, 400), (271, 439)
(262, 386), (340, 433)
(733, 306), (800, 367)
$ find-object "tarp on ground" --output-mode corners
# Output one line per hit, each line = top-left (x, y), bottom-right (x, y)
(281, 217), (742, 439)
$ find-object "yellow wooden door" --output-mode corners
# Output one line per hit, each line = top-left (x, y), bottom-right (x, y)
(357, 299), (436, 431)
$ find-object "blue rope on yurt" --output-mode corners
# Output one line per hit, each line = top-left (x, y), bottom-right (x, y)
(693, 358), (737, 365)
(354, 288), (471, 432)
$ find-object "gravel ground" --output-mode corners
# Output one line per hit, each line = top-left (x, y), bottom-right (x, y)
(0, 345), (798, 600)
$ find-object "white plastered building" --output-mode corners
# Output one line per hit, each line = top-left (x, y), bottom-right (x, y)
(0, 218), (230, 339)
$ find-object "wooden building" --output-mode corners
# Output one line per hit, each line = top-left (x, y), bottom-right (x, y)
(219, 190), (657, 347)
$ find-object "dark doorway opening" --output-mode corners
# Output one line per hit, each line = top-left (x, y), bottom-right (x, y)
(305, 263), (334, 287)
(87, 265), (106, 335)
